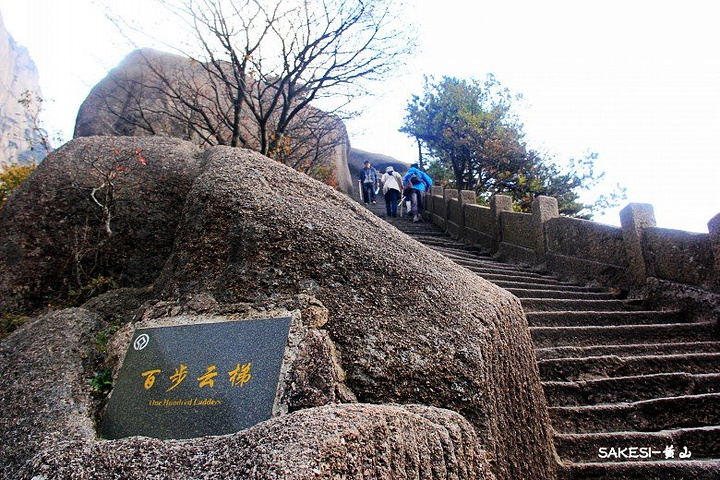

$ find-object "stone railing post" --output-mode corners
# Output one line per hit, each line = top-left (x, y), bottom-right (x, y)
(490, 195), (513, 252)
(532, 196), (559, 264)
(620, 203), (656, 287)
(431, 186), (444, 195)
(454, 190), (476, 242)
(443, 189), (458, 233)
(424, 185), (439, 216)
(460, 190), (476, 204)
(444, 189), (459, 201)
(428, 186), (445, 228)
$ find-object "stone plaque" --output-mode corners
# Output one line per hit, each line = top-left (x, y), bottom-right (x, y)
(101, 316), (291, 440)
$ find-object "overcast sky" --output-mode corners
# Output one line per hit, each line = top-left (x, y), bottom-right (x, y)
(1, 0), (718, 232)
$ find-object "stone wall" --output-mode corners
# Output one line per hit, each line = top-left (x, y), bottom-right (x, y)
(643, 227), (714, 287)
(545, 216), (628, 286)
(429, 187), (447, 229)
(463, 204), (494, 249)
(447, 196), (463, 238)
(423, 190), (720, 301)
(497, 211), (535, 265)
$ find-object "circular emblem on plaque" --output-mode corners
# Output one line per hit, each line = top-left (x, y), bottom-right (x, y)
(133, 333), (150, 351)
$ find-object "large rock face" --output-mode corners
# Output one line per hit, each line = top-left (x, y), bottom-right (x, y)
(74, 48), (353, 193)
(0, 138), (556, 479)
(154, 146), (556, 479)
(348, 147), (408, 183)
(0, 136), (203, 312)
(0, 11), (46, 166)
(0, 303), (494, 480)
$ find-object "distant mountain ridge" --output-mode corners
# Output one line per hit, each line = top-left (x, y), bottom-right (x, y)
(0, 10), (45, 167)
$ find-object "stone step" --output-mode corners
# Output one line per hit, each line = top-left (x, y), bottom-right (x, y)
(536, 341), (720, 360)
(542, 372), (720, 406)
(454, 262), (536, 278)
(494, 280), (607, 292)
(554, 426), (720, 463)
(557, 460), (720, 480)
(388, 220), (435, 230)
(508, 288), (619, 300)
(473, 271), (571, 285)
(403, 232), (444, 239)
(413, 237), (480, 251)
(403, 228), (448, 237)
(396, 224), (442, 234)
(440, 257), (529, 275)
(527, 310), (687, 328)
(426, 243), (495, 257)
(426, 242), (490, 253)
(385, 220), (440, 233)
(549, 393), (720, 434)
(538, 352), (720, 382)
(522, 298), (642, 312)
(434, 250), (531, 270)
(373, 206), (720, 479)
(416, 237), (473, 249)
(531, 322), (716, 348)
(470, 270), (565, 285)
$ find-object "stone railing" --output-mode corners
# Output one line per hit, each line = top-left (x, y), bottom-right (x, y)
(424, 187), (720, 302)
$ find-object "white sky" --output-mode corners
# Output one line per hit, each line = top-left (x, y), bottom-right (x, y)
(1, 0), (718, 232)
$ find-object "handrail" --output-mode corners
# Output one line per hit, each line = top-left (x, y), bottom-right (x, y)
(423, 189), (719, 298)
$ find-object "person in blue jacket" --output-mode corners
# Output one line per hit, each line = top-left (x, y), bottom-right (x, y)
(402, 163), (432, 222)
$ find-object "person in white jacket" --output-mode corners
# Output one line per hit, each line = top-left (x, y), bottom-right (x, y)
(380, 166), (403, 217)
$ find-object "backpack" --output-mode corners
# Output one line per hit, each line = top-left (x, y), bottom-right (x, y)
(409, 171), (429, 189)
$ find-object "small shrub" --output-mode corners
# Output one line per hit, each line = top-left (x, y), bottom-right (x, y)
(0, 162), (36, 211)
(67, 275), (118, 305)
(88, 367), (113, 398)
(95, 324), (121, 354)
(310, 164), (338, 188)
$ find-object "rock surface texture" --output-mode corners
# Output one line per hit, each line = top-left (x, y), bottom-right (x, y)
(74, 48), (353, 193)
(154, 146), (556, 479)
(0, 139), (555, 479)
(0, 304), (494, 480)
(0, 136), (203, 312)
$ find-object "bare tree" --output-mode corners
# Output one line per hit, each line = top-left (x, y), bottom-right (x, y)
(99, 0), (414, 172)
(16, 90), (56, 161)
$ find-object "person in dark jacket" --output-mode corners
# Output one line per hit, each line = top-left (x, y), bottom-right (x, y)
(359, 160), (379, 205)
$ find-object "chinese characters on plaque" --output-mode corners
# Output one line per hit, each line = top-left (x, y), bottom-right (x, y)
(101, 317), (291, 439)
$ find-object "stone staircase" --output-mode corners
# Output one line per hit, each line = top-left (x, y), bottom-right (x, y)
(368, 204), (720, 479)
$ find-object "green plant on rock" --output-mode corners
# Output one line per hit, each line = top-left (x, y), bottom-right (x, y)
(95, 324), (121, 354)
(67, 275), (118, 306)
(88, 367), (114, 398)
